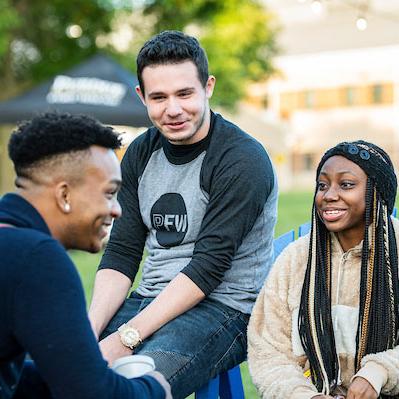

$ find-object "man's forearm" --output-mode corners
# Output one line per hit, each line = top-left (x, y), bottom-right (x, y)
(88, 268), (132, 338)
(127, 272), (205, 340)
(97, 272), (206, 365)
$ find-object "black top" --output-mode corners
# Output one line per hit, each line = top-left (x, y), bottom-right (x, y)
(0, 193), (165, 399)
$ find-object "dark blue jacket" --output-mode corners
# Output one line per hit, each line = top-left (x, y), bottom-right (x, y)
(0, 193), (165, 399)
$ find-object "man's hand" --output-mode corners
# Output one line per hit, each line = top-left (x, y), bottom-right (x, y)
(99, 331), (132, 365)
(346, 377), (378, 399)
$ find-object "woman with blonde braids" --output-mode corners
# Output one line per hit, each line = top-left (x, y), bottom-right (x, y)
(248, 140), (399, 399)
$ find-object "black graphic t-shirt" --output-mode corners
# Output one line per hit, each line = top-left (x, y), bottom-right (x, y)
(99, 112), (278, 314)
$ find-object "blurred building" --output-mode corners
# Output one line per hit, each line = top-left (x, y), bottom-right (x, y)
(244, 0), (399, 190)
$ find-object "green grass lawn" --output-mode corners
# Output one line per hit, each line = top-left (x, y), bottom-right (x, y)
(274, 190), (314, 236)
(71, 190), (314, 399)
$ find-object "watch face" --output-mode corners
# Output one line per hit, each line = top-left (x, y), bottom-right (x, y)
(124, 329), (139, 345)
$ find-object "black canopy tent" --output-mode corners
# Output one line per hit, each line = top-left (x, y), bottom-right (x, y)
(0, 54), (151, 127)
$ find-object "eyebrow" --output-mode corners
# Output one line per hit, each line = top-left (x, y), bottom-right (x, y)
(176, 87), (195, 93)
(148, 91), (166, 98)
(319, 170), (359, 177)
(147, 87), (196, 97)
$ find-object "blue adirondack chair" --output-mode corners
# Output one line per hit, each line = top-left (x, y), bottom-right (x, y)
(195, 365), (245, 399)
(298, 222), (311, 237)
(273, 229), (295, 259)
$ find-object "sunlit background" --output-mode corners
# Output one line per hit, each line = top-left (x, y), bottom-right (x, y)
(1, 0), (399, 193)
(253, 0), (399, 190)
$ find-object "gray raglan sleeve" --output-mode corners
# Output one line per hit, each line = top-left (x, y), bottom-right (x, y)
(181, 141), (275, 295)
(98, 142), (148, 282)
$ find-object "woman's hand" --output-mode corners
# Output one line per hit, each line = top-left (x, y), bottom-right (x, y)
(346, 377), (378, 399)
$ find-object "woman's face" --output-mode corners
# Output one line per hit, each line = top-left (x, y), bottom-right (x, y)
(315, 155), (368, 251)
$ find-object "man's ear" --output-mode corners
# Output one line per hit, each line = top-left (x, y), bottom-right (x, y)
(205, 75), (216, 99)
(55, 181), (71, 214)
(135, 85), (146, 106)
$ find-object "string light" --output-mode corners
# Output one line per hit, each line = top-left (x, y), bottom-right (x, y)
(356, 15), (368, 30)
(295, 0), (399, 29)
(294, 0), (399, 24)
(311, 0), (323, 14)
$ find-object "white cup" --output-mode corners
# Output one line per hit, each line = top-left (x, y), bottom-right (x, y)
(112, 355), (155, 379)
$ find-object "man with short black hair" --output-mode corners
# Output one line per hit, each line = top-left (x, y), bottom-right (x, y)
(89, 30), (278, 398)
(0, 112), (170, 399)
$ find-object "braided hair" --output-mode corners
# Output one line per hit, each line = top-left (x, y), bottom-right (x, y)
(298, 141), (399, 398)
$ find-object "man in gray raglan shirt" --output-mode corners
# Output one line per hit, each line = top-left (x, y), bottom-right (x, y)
(88, 30), (278, 399)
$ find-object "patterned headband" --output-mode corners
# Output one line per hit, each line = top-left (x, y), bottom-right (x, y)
(317, 140), (397, 214)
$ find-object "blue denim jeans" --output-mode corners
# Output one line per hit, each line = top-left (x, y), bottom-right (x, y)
(101, 292), (249, 399)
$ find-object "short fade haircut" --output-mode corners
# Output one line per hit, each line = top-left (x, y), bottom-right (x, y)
(137, 30), (209, 95)
(8, 112), (121, 177)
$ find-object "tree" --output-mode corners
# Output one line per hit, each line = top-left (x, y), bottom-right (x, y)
(0, 0), (278, 109)
(0, 0), (115, 99)
(0, 0), (19, 59)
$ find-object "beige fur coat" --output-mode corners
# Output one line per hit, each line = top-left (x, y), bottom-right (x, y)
(248, 218), (399, 399)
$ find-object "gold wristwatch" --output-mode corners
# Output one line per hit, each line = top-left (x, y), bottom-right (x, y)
(117, 323), (142, 350)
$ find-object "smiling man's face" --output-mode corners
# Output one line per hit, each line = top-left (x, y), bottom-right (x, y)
(64, 146), (122, 253)
(136, 60), (215, 145)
